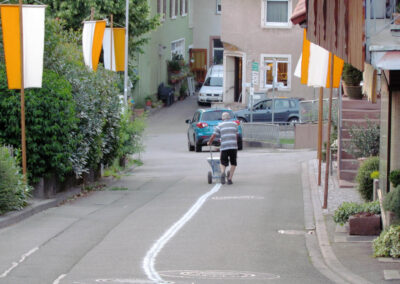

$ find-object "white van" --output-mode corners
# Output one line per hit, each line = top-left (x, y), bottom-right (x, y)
(197, 65), (223, 105)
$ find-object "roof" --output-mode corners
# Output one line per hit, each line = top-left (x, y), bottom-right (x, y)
(290, 0), (307, 25)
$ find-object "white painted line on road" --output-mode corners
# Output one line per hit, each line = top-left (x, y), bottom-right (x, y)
(53, 274), (66, 284)
(0, 247), (38, 278)
(143, 183), (221, 284)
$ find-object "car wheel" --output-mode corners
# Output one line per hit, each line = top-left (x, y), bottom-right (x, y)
(238, 136), (243, 150)
(195, 135), (202, 152)
(288, 117), (299, 125)
(188, 137), (194, 151)
(208, 171), (212, 184)
(238, 117), (247, 123)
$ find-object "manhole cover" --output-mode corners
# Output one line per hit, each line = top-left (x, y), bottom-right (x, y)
(159, 270), (280, 280)
(212, 195), (264, 200)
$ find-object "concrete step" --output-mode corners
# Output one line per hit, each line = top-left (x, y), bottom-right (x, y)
(342, 109), (381, 120)
(342, 98), (381, 110)
(340, 158), (360, 171)
(342, 118), (380, 129)
(339, 169), (358, 182)
(341, 150), (355, 159)
(339, 179), (357, 188)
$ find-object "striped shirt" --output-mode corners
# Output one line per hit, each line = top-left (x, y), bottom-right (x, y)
(213, 120), (238, 151)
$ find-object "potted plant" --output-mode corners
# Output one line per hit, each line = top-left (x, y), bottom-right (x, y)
(333, 200), (381, 235)
(342, 63), (363, 99)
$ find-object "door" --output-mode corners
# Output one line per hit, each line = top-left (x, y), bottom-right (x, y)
(234, 57), (242, 102)
(189, 49), (207, 84)
(252, 100), (272, 122)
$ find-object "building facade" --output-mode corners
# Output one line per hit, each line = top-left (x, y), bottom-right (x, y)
(132, 0), (193, 104)
(190, 0), (223, 83)
(221, 0), (314, 104)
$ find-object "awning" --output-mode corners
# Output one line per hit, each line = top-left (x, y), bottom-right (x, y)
(376, 51), (400, 70)
(290, 0), (306, 25)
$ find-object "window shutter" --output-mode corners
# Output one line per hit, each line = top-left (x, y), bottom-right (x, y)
(175, 0), (178, 17)
(185, 0), (188, 14)
(180, 0), (183, 15)
(163, 0), (166, 16)
(157, 0), (161, 14)
(170, 0), (172, 17)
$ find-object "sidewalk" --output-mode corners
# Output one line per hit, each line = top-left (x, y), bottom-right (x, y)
(306, 159), (400, 283)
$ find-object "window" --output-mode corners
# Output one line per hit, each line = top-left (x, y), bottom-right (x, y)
(274, 99), (289, 109)
(171, 38), (185, 58)
(262, 54), (291, 90)
(262, 0), (292, 28)
(157, 0), (166, 20)
(212, 38), (223, 65)
(216, 0), (221, 14)
(170, 0), (177, 18)
(181, 0), (188, 15)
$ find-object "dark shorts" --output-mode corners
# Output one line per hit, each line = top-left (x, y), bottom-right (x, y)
(220, 149), (237, 167)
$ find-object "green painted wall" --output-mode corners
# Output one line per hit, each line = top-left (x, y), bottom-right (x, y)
(133, 0), (193, 104)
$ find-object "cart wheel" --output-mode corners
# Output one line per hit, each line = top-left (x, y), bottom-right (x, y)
(208, 171), (212, 184)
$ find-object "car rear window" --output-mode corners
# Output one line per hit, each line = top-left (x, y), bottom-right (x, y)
(202, 110), (234, 121)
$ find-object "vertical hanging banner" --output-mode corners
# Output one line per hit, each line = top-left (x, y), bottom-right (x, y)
(103, 28), (126, 72)
(294, 30), (344, 88)
(82, 20), (106, 71)
(0, 5), (45, 89)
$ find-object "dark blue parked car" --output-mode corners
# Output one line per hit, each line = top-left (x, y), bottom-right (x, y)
(234, 98), (300, 123)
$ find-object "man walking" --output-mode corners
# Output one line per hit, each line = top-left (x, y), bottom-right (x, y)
(207, 112), (238, 185)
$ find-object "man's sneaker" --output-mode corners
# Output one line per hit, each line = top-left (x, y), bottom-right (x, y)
(221, 172), (226, 184)
(227, 179), (233, 185)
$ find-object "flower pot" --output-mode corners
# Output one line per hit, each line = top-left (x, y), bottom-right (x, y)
(349, 213), (381, 235)
(343, 84), (363, 100)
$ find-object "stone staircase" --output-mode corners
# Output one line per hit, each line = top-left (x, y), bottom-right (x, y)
(338, 98), (381, 187)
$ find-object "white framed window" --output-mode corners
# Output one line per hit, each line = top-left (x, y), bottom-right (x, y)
(212, 38), (223, 65)
(157, 0), (166, 21)
(216, 0), (221, 14)
(261, 0), (292, 28)
(170, 0), (177, 19)
(180, 0), (188, 16)
(171, 38), (185, 58)
(261, 54), (291, 90)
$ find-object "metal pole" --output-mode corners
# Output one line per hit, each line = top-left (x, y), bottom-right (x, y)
(317, 87), (323, 186)
(323, 53), (335, 209)
(272, 59), (276, 123)
(19, 0), (27, 181)
(124, 0), (129, 105)
(110, 14), (113, 71)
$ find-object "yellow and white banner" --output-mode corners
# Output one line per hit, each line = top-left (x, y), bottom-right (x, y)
(82, 20), (106, 71)
(0, 5), (45, 89)
(294, 30), (344, 88)
(102, 28), (125, 72)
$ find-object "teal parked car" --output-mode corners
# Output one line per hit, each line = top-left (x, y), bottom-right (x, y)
(185, 108), (243, 152)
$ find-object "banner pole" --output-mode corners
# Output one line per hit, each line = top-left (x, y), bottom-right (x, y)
(110, 14), (113, 71)
(317, 87), (323, 186)
(19, 0), (27, 182)
(323, 53), (335, 209)
(123, 0), (129, 105)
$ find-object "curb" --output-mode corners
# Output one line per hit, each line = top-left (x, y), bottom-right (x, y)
(303, 161), (374, 284)
(0, 186), (81, 230)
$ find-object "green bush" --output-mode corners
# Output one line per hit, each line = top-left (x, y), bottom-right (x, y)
(117, 110), (146, 160)
(373, 225), (400, 258)
(333, 200), (381, 226)
(390, 170), (400, 188)
(348, 120), (380, 159)
(356, 156), (380, 201)
(0, 68), (78, 184)
(0, 146), (31, 214)
(371, 170), (380, 180)
(383, 186), (400, 219)
(342, 63), (363, 86)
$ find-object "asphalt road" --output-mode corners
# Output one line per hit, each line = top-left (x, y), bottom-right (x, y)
(0, 95), (332, 284)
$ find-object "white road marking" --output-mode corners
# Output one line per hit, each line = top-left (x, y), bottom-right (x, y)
(143, 183), (221, 284)
(0, 247), (39, 278)
(53, 274), (67, 284)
